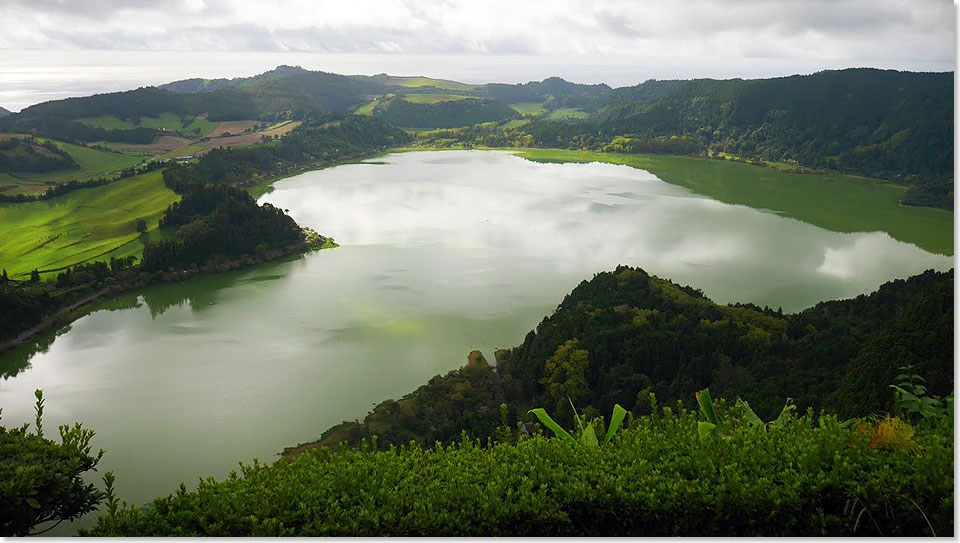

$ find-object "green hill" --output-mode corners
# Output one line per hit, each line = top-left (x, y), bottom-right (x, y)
(373, 96), (516, 128)
(0, 170), (178, 277)
(306, 266), (952, 451)
(585, 69), (954, 208)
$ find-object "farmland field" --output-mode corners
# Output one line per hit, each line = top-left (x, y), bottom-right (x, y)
(0, 170), (178, 277)
(544, 107), (588, 120)
(0, 135), (150, 192)
(209, 120), (260, 138)
(387, 76), (476, 91)
(400, 93), (471, 104)
(75, 115), (138, 130)
(516, 149), (953, 255)
(508, 102), (546, 115)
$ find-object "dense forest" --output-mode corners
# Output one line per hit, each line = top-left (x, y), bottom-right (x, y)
(520, 69), (953, 208)
(306, 266), (953, 450)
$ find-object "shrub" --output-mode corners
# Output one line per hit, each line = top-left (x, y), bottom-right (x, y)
(83, 400), (952, 536)
(0, 390), (105, 536)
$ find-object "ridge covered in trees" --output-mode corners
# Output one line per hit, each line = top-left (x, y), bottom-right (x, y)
(305, 266), (953, 451)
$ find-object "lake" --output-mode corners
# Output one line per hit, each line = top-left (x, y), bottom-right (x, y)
(0, 150), (951, 534)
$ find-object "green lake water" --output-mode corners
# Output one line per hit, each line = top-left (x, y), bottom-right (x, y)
(0, 150), (951, 534)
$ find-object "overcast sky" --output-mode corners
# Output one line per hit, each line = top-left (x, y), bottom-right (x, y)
(0, 0), (955, 111)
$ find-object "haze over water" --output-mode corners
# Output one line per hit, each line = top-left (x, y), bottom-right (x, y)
(0, 151), (950, 534)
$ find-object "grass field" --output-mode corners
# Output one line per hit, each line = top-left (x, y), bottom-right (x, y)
(75, 115), (138, 130)
(400, 93), (471, 104)
(136, 112), (187, 131)
(516, 149), (953, 255)
(509, 102), (547, 115)
(545, 108), (589, 120)
(501, 119), (530, 130)
(0, 135), (150, 192)
(0, 170), (179, 277)
(388, 76), (476, 91)
(77, 113), (220, 137)
(184, 117), (220, 136)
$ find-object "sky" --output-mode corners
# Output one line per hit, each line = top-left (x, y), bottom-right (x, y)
(0, 0), (955, 111)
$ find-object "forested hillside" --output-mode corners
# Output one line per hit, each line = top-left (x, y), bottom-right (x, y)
(2, 66), (952, 207)
(483, 77), (611, 110)
(306, 266), (953, 450)
(529, 69), (954, 208)
(373, 97), (516, 128)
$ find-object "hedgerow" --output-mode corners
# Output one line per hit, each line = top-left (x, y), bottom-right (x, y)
(84, 401), (953, 536)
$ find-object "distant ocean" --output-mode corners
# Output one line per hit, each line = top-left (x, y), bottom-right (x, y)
(0, 49), (951, 112)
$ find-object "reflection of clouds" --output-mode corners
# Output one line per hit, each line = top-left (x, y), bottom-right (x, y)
(264, 150), (952, 311)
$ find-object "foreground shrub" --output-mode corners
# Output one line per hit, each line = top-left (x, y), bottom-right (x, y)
(84, 403), (953, 536)
(1, 391), (105, 536)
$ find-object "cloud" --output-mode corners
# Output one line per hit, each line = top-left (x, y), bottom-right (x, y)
(0, 0), (952, 62)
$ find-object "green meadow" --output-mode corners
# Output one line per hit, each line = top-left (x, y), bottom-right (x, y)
(75, 115), (138, 130)
(0, 136), (150, 190)
(183, 116), (219, 136)
(516, 149), (953, 255)
(388, 76), (476, 91)
(544, 108), (589, 120)
(0, 170), (179, 277)
(77, 113), (220, 136)
(509, 102), (547, 115)
(400, 93), (471, 104)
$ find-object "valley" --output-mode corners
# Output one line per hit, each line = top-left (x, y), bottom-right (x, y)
(0, 60), (953, 537)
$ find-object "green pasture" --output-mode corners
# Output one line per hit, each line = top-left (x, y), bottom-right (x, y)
(388, 76), (476, 91)
(75, 115), (137, 130)
(184, 117), (219, 136)
(399, 93), (471, 104)
(545, 108), (589, 120)
(355, 100), (379, 115)
(77, 112), (219, 136)
(0, 136), (149, 185)
(501, 119), (530, 130)
(0, 170), (179, 277)
(509, 102), (547, 115)
(136, 112), (186, 131)
(516, 149), (954, 255)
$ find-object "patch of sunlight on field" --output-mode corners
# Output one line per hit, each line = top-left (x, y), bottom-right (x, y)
(545, 108), (588, 120)
(0, 170), (179, 277)
(400, 93), (471, 104)
(509, 102), (546, 115)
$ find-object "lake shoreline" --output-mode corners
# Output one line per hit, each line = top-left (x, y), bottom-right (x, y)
(0, 240), (332, 355)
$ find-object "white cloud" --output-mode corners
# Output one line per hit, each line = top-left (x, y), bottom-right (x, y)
(0, 0), (953, 62)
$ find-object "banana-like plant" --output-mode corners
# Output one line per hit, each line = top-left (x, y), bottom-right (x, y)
(696, 388), (806, 441)
(528, 400), (628, 447)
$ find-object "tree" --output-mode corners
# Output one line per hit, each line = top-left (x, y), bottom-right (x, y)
(540, 339), (592, 417)
(135, 218), (147, 234)
(1, 269), (7, 282)
(1, 390), (106, 536)
(29, 269), (40, 283)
